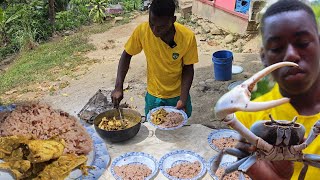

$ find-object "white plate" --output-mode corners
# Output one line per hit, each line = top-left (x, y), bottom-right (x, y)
(232, 65), (244, 74)
(208, 154), (251, 180)
(111, 152), (159, 180)
(228, 80), (244, 90)
(147, 106), (188, 130)
(159, 150), (207, 180)
(207, 154), (238, 179)
(207, 129), (241, 151)
(0, 106), (110, 180)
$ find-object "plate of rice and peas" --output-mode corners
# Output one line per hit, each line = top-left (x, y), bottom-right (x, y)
(111, 152), (159, 180)
(147, 106), (188, 130)
(207, 129), (242, 151)
(207, 154), (251, 180)
(159, 150), (207, 180)
(0, 103), (109, 180)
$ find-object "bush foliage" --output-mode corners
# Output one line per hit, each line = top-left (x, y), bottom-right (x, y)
(0, 0), (142, 60)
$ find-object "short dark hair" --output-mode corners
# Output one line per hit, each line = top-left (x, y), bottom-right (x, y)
(261, 0), (317, 33)
(149, 0), (176, 17)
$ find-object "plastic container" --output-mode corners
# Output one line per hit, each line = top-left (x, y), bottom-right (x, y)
(212, 50), (233, 81)
(235, 0), (251, 14)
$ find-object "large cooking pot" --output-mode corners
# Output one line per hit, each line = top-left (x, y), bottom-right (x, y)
(93, 108), (142, 143)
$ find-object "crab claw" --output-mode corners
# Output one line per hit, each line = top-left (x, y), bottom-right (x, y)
(214, 62), (298, 119)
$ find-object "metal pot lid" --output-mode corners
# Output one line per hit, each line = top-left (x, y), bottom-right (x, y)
(232, 65), (244, 74)
(228, 80), (244, 90)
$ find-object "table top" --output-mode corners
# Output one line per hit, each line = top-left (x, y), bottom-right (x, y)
(99, 123), (218, 180)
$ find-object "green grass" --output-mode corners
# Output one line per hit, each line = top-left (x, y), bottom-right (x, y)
(0, 15), (132, 95)
(312, 4), (320, 26)
(0, 34), (95, 94)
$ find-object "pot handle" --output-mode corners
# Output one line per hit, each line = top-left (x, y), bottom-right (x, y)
(141, 116), (147, 123)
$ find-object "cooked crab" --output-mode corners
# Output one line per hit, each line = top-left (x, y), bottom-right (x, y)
(213, 62), (320, 180)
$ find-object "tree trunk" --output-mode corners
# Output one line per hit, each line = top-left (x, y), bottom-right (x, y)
(48, 0), (55, 26)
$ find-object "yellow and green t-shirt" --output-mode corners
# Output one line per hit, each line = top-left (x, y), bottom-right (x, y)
(124, 22), (199, 98)
(236, 83), (320, 180)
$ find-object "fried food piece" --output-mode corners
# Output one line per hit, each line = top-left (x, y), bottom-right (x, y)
(34, 154), (88, 180)
(0, 160), (31, 179)
(98, 116), (130, 131)
(26, 139), (65, 163)
(2, 145), (28, 162)
(151, 108), (168, 125)
(0, 136), (31, 155)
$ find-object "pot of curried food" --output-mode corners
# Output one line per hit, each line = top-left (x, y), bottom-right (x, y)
(93, 108), (142, 143)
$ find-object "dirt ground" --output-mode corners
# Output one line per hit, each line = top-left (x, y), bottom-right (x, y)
(1, 13), (263, 129)
(38, 14), (262, 129)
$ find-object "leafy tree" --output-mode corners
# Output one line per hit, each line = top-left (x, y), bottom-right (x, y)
(88, 0), (108, 23)
(0, 7), (19, 45)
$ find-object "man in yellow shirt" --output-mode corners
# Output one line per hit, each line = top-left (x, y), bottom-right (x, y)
(215, 0), (320, 179)
(111, 0), (198, 117)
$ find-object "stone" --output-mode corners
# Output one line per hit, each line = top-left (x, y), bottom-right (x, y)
(190, 15), (198, 23)
(180, 4), (192, 19)
(195, 27), (202, 35)
(198, 86), (206, 91)
(114, 17), (124, 21)
(199, 81), (206, 87)
(224, 34), (234, 44)
(64, 30), (72, 36)
(205, 79), (215, 83)
(234, 39), (245, 48)
(209, 24), (222, 35)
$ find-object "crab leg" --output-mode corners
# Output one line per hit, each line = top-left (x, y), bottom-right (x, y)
(220, 157), (250, 179)
(214, 62), (298, 119)
(298, 164), (308, 180)
(214, 62), (298, 150)
(224, 148), (250, 159)
(238, 155), (257, 172)
(292, 120), (320, 152)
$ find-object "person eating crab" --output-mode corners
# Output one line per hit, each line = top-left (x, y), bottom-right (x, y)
(213, 0), (320, 180)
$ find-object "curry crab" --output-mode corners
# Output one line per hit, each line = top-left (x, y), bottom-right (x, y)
(212, 62), (320, 180)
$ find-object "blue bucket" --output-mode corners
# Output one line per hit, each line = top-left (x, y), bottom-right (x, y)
(212, 50), (233, 81)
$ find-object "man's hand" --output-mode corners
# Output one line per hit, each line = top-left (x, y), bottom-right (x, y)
(111, 89), (123, 108)
(176, 100), (186, 112)
(236, 141), (294, 180)
(247, 160), (294, 180)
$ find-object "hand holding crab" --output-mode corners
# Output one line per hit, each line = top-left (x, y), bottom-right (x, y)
(213, 62), (320, 180)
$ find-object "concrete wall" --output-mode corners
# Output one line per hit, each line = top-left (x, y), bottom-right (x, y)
(192, 0), (249, 34)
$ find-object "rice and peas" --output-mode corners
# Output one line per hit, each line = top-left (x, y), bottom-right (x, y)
(0, 103), (93, 155)
(216, 167), (251, 180)
(114, 164), (152, 180)
(151, 108), (184, 128)
(167, 161), (202, 179)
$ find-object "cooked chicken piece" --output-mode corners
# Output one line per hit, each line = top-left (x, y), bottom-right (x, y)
(0, 136), (31, 155)
(2, 146), (28, 162)
(26, 139), (65, 163)
(151, 108), (168, 125)
(0, 160), (31, 179)
(33, 154), (88, 180)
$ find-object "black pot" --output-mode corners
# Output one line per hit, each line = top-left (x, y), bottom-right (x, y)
(94, 108), (142, 143)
